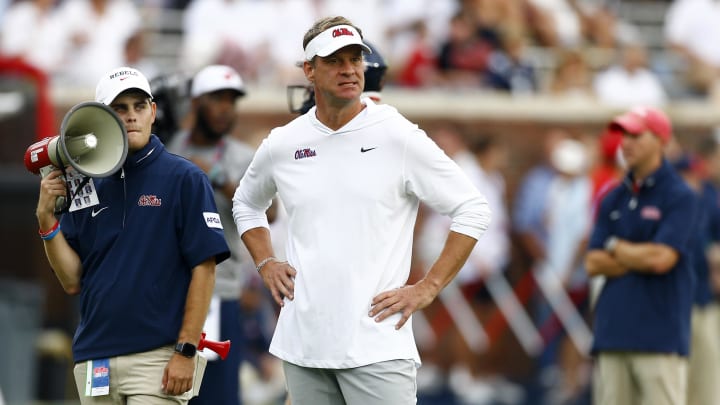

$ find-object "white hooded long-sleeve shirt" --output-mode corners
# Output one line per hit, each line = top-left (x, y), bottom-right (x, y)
(233, 99), (491, 368)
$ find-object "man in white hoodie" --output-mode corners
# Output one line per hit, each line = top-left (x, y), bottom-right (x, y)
(232, 15), (491, 405)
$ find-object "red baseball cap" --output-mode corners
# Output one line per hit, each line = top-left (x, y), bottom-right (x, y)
(608, 106), (672, 144)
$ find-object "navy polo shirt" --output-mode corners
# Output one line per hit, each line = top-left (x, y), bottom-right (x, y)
(689, 201), (710, 306)
(695, 182), (720, 305)
(687, 182), (720, 306)
(588, 160), (697, 356)
(61, 135), (230, 362)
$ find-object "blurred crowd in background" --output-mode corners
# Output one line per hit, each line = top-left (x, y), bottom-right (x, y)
(3, 0), (720, 405)
(3, 0), (720, 104)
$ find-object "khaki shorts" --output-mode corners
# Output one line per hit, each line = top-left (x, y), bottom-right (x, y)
(687, 304), (720, 405)
(73, 345), (207, 405)
(593, 351), (687, 405)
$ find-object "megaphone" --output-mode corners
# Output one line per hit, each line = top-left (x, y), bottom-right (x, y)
(198, 332), (231, 360)
(24, 101), (127, 211)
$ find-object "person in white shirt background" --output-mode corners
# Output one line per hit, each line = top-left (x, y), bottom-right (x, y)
(0, 0), (63, 73)
(52, 0), (141, 86)
(594, 41), (668, 108)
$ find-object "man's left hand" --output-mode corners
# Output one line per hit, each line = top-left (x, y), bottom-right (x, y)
(369, 280), (438, 330)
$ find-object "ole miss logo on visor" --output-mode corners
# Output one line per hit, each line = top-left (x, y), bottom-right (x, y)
(332, 27), (354, 38)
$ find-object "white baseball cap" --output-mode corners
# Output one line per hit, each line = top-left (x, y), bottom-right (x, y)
(191, 65), (246, 98)
(95, 67), (153, 105)
(304, 24), (371, 61)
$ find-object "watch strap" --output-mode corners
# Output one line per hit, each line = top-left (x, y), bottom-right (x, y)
(604, 236), (619, 254)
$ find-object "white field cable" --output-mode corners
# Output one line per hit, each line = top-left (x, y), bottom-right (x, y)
(532, 264), (593, 355)
(438, 282), (489, 354)
(483, 271), (544, 356)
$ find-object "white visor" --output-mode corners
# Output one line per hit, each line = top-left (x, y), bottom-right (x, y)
(304, 25), (372, 61)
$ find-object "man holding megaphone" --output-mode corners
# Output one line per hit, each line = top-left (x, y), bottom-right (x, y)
(34, 66), (230, 404)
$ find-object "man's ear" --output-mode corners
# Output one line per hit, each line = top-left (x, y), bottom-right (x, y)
(150, 101), (157, 124)
(303, 60), (314, 83)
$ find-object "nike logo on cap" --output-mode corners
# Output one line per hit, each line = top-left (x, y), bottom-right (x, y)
(91, 206), (109, 217)
(360, 147), (377, 153)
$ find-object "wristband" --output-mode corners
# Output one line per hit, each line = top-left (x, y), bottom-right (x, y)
(39, 221), (61, 241)
(256, 257), (277, 273)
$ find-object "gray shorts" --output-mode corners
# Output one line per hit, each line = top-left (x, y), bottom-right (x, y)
(283, 359), (417, 405)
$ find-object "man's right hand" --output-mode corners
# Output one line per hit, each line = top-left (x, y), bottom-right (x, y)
(36, 170), (66, 225)
(259, 260), (296, 306)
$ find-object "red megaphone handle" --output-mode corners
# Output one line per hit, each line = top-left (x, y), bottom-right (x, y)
(198, 332), (231, 360)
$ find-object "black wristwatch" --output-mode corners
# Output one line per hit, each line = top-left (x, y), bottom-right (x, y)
(174, 342), (197, 358)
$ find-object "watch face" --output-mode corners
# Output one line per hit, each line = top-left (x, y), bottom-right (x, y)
(176, 342), (196, 357)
